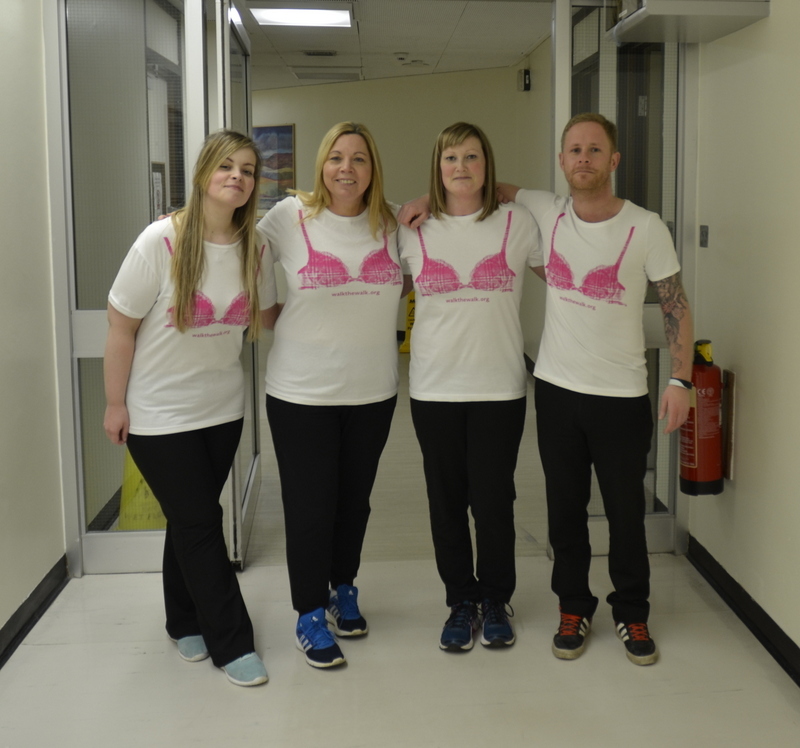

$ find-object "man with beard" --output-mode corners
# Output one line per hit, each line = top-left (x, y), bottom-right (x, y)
(498, 113), (693, 666)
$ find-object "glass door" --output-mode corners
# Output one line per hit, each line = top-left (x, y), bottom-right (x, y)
(553, 0), (681, 554)
(211, 0), (261, 569)
(65, 0), (193, 572)
(66, 0), (259, 572)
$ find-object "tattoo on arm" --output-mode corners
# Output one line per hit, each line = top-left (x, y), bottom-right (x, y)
(654, 272), (691, 375)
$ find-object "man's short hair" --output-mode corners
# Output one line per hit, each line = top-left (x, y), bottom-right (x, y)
(561, 113), (618, 153)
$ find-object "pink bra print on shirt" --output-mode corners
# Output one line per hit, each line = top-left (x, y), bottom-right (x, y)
(163, 237), (258, 328)
(414, 211), (516, 296)
(297, 210), (402, 289)
(546, 212), (635, 305)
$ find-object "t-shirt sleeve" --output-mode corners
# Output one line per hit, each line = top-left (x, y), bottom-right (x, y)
(257, 196), (295, 264)
(644, 213), (681, 282)
(396, 224), (415, 275)
(515, 190), (557, 224)
(255, 228), (278, 309)
(108, 227), (164, 319)
(511, 203), (543, 268)
(511, 194), (548, 267)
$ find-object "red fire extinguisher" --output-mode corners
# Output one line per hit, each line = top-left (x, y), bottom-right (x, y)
(680, 339), (723, 495)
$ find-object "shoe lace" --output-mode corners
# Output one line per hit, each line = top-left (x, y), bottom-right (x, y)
(558, 612), (586, 636)
(303, 614), (335, 649)
(624, 623), (651, 642)
(446, 602), (477, 629)
(483, 600), (514, 626)
(335, 586), (360, 620)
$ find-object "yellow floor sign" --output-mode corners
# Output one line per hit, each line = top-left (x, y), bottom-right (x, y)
(399, 291), (415, 354)
(117, 449), (166, 530)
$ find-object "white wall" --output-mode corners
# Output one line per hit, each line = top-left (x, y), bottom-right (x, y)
(690, 0), (800, 642)
(252, 41), (552, 354)
(0, 0), (65, 626)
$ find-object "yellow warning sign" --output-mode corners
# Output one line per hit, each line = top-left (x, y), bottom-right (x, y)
(117, 449), (166, 530)
(399, 291), (415, 354)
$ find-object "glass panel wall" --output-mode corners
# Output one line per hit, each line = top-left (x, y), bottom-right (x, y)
(67, 0), (185, 533)
(571, 1), (679, 516)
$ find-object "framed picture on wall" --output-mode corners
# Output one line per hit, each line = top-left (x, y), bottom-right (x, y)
(151, 162), (166, 221)
(253, 124), (295, 217)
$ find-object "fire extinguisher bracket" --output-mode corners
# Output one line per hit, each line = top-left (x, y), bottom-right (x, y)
(722, 369), (735, 482)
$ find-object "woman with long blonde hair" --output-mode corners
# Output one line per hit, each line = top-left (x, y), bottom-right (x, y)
(258, 122), (402, 669)
(103, 130), (278, 687)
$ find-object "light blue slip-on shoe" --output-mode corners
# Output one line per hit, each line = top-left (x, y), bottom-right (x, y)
(170, 635), (209, 662)
(222, 652), (269, 687)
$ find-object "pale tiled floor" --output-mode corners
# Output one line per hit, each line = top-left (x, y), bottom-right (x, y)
(2, 358), (800, 746)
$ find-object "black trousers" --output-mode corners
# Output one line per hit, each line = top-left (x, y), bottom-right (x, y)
(410, 397), (526, 607)
(266, 394), (397, 615)
(534, 378), (653, 623)
(126, 419), (255, 667)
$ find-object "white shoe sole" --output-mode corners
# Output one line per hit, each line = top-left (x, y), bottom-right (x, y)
(295, 638), (346, 668)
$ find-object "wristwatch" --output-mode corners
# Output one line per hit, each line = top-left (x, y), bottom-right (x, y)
(668, 377), (693, 390)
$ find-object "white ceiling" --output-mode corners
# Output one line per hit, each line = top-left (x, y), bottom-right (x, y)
(235, 0), (554, 90)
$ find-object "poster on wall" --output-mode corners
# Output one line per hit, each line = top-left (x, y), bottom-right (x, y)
(151, 162), (166, 221)
(253, 124), (295, 217)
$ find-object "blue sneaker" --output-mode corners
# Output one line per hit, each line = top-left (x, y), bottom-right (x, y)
(480, 599), (516, 648)
(170, 635), (209, 662)
(439, 601), (479, 651)
(326, 584), (368, 636)
(222, 652), (268, 686)
(296, 608), (346, 668)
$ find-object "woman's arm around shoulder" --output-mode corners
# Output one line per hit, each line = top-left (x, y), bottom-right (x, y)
(260, 303), (282, 330)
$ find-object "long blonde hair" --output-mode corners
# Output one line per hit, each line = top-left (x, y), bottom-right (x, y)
(170, 130), (263, 341)
(429, 122), (498, 222)
(293, 122), (397, 239)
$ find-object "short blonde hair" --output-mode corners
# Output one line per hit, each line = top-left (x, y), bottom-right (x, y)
(428, 122), (498, 222)
(294, 121), (396, 238)
(561, 112), (618, 153)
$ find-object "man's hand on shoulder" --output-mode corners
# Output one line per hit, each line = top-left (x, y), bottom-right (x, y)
(496, 183), (521, 204)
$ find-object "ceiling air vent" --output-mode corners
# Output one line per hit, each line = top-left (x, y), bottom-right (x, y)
(291, 66), (362, 82)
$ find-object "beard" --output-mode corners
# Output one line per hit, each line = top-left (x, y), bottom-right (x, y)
(566, 167), (612, 193)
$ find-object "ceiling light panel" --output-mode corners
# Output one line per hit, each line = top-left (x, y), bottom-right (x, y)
(251, 8), (352, 27)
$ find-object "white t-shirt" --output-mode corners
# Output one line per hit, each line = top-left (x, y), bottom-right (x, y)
(398, 203), (540, 401)
(258, 195), (403, 406)
(109, 218), (277, 435)
(516, 190), (680, 397)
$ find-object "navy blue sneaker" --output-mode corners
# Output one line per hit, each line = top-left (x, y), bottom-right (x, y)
(296, 608), (346, 668)
(480, 599), (516, 648)
(439, 601), (479, 651)
(326, 584), (368, 636)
